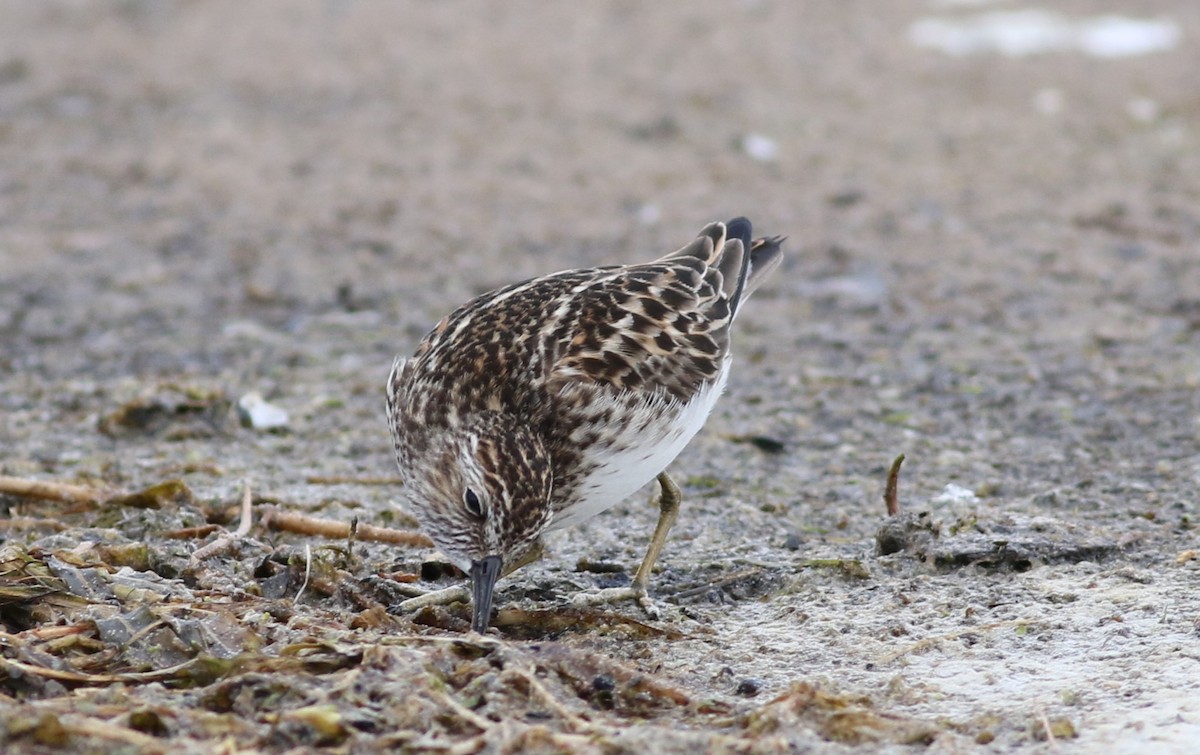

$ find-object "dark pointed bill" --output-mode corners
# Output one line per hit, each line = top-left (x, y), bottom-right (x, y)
(469, 555), (503, 634)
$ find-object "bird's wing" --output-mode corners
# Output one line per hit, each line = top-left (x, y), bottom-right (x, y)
(544, 219), (782, 401)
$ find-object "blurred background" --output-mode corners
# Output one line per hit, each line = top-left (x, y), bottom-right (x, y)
(3, 0), (1196, 381)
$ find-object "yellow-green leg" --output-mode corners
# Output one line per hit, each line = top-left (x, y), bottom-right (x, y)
(572, 471), (681, 618)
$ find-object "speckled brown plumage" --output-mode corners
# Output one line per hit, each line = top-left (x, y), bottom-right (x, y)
(386, 218), (783, 632)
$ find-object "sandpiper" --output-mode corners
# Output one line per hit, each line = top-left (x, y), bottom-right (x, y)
(386, 218), (783, 632)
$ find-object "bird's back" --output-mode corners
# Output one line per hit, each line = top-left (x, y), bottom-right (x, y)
(387, 219), (783, 522)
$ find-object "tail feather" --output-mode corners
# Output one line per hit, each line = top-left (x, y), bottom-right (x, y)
(656, 218), (784, 315)
(658, 221), (722, 265)
(721, 217), (754, 317)
(741, 233), (785, 300)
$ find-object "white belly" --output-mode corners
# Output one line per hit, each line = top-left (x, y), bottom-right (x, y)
(547, 360), (730, 531)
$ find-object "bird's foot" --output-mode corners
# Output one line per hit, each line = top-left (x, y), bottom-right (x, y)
(570, 583), (661, 621)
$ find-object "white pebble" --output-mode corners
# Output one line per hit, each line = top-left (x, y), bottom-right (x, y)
(933, 483), (980, 505)
(237, 392), (290, 430)
(741, 133), (779, 162)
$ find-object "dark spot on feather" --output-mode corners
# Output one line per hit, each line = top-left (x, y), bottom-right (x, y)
(578, 356), (608, 375)
(654, 331), (676, 351)
(641, 297), (669, 321)
(660, 286), (691, 311)
(629, 312), (656, 334)
(686, 334), (719, 356)
(618, 333), (643, 356)
(708, 298), (730, 322)
(671, 311), (697, 332)
(603, 350), (627, 374)
(549, 316), (573, 343)
(624, 277), (654, 295)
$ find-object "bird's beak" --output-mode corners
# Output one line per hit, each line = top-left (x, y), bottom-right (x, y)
(469, 555), (503, 634)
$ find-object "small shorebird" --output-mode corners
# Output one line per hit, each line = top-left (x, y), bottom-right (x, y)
(386, 218), (784, 632)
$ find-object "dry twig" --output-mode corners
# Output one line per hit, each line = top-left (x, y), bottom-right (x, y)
(162, 523), (222, 540)
(0, 475), (112, 505)
(429, 687), (495, 733)
(47, 714), (165, 750)
(446, 724), (595, 755)
(378, 633), (503, 652)
(306, 475), (404, 486)
(191, 481), (254, 561)
(0, 655), (205, 686)
(884, 453), (905, 516)
(503, 666), (593, 733)
(0, 516), (68, 532)
(1038, 708), (1059, 748)
(0, 624), (92, 645)
(297, 543), (313, 602)
(262, 508), (431, 547)
(398, 584), (469, 612)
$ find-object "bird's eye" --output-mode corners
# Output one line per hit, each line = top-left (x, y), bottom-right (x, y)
(463, 488), (486, 519)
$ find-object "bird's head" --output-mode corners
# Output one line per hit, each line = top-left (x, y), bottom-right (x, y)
(404, 412), (554, 633)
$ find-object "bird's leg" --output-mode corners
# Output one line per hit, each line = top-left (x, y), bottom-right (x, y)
(395, 541), (545, 613)
(632, 471), (681, 594)
(572, 471), (681, 619)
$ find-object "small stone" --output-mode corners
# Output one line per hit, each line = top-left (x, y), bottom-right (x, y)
(740, 133), (779, 162)
(736, 678), (763, 697)
(875, 511), (939, 557)
(127, 708), (170, 736)
(932, 483), (979, 505)
(591, 674), (616, 709)
(237, 392), (289, 430)
(591, 675), (616, 692)
(827, 188), (865, 207)
(1032, 489), (1061, 507)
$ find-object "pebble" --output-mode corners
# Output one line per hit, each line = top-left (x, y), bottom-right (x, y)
(236, 392), (290, 430)
(735, 678), (762, 697)
(740, 133), (779, 162)
(932, 483), (979, 505)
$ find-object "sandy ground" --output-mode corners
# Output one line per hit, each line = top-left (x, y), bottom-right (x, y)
(2, 1), (1199, 752)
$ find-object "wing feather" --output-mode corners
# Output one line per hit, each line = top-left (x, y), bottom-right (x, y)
(546, 219), (781, 401)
